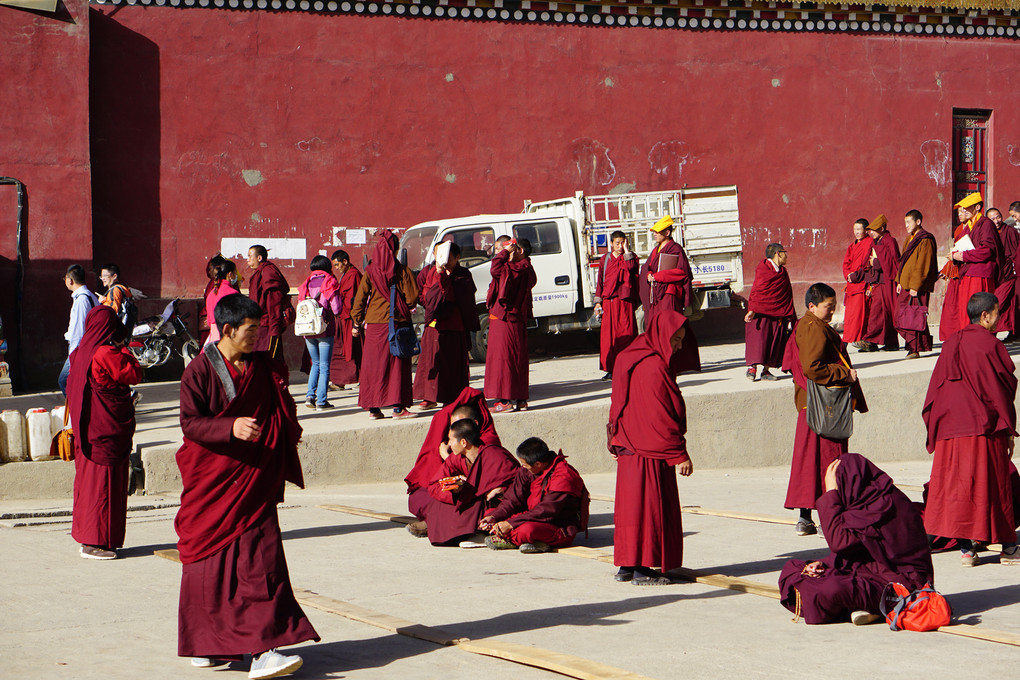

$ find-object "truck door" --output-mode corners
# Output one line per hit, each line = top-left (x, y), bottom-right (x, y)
(512, 218), (577, 319)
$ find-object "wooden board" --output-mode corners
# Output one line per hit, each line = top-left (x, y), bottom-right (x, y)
(154, 548), (182, 564)
(318, 503), (415, 524)
(457, 639), (658, 680)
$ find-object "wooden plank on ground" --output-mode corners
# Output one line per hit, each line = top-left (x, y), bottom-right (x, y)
(937, 624), (1020, 647)
(456, 639), (658, 680)
(318, 503), (415, 525)
(154, 548), (182, 564)
(668, 567), (781, 600)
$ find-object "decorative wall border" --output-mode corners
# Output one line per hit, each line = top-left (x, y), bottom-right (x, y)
(89, 0), (1020, 38)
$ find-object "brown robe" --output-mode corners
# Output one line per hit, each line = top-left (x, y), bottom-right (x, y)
(894, 229), (938, 353)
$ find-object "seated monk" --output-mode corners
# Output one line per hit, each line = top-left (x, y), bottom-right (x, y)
(778, 454), (934, 625)
(478, 437), (590, 554)
(408, 418), (519, 547)
(404, 387), (500, 537)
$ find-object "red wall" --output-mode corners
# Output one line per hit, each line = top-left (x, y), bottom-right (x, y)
(0, 0), (92, 388)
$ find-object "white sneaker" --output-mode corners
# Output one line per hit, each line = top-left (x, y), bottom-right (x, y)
(459, 533), (488, 549)
(249, 650), (302, 679)
(851, 610), (882, 626)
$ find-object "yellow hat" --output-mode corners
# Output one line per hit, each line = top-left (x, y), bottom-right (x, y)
(866, 214), (888, 232)
(954, 192), (984, 209)
(651, 215), (674, 233)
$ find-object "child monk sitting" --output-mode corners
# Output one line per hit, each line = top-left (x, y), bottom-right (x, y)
(478, 437), (589, 554)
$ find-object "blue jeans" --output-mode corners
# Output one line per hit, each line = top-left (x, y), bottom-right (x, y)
(305, 336), (335, 405)
(58, 356), (71, 396)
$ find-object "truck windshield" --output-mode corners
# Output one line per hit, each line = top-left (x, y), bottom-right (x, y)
(399, 226), (439, 272)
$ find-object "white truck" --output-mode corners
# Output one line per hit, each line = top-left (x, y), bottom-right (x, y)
(398, 186), (744, 361)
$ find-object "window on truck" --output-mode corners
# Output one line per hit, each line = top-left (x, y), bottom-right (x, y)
(442, 226), (496, 269)
(512, 221), (561, 255)
(399, 226), (439, 272)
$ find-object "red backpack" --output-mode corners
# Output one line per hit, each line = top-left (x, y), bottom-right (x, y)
(880, 582), (952, 631)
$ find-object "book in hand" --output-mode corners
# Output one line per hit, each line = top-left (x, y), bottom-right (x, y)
(436, 241), (452, 267)
(954, 234), (975, 253)
(657, 253), (679, 272)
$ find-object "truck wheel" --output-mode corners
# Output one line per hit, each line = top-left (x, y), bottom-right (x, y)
(469, 314), (489, 363)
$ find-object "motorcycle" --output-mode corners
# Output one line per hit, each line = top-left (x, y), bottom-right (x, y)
(129, 299), (202, 369)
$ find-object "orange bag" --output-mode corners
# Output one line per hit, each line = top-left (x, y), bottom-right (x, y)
(880, 582), (951, 631)
(49, 404), (75, 462)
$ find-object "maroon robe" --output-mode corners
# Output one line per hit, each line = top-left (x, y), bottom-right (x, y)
(68, 307), (140, 550)
(862, 232), (900, 347)
(994, 224), (1019, 334)
(330, 266), (362, 385)
(779, 454), (934, 624)
(594, 251), (639, 373)
(955, 214), (1001, 334)
(922, 323), (1018, 543)
(640, 238), (693, 322)
(486, 453), (589, 548)
(484, 249), (537, 401)
(842, 238), (871, 343)
(175, 348), (317, 658)
(782, 314), (867, 510)
(608, 310), (700, 572)
(412, 267), (440, 402)
(404, 387), (501, 498)
(415, 266), (478, 404)
(409, 443), (520, 546)
(745, 258), (796, 368)
(247, 260), (290, 359)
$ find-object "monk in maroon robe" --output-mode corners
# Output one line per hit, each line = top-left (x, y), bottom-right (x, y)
(352, 229), (420, 419)
(484, 238), (537, 412)
(412, 257), (440, 407)
(329, 250), (362, 387)
(782, 283), (867, 536)
(415, 244), (479, 406)
(922, 291), (1019, 566)
(860, 216), (900, 351)
(640, 215), (693, 324)
(480, 437), (589, 553)
(594, 230), (639, 378)
(949, 192), (1001, 336)
(175, 293), (317, 674)
(894, 210), (938, 358)
(68, 306), (142, 560)
(246, 244), (291, 361)
(608, 309), (700, 585)
(990, 208), (1020, 341)
(409, 418), (519, 546)
(779, 454), (934, 625)
(841, 220), (872, 344)
(744, 243), (795, 381)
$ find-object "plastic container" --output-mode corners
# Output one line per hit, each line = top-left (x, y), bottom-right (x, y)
(1, 409), (27, 462)
(27, 408), (55, 461)
(50, 406), (67, 438)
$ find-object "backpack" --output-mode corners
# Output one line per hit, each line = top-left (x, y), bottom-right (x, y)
(880, 582), (951, 632)
(294, 297), (326, 337)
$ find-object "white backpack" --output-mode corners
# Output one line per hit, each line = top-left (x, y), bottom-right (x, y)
(294, 297), (325, 337)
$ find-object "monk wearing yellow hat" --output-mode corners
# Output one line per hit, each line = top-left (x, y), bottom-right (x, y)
(946, 192), (1002, 337)
(639, 215), (694, 323)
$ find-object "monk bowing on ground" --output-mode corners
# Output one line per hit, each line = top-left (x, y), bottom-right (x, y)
(409, 418), (519, 547)
(859, 216), (900, 352)
(744, 243), (795, 382)
(948, 192), (1001, 336)
(593, 230), (640, 381)
(990, 207), (1020, 343)
(68, 306), (143, 560)
(175, 293), (318, 677)
(922, 291), (1020, 567)
(782, 283), (867, 536)
(779, 454), (934, 625)
(608, 309), (701, 585)
(842, 219), (872, 345)
(484, 238), (537, 413)
(640, 215), (693, 323)
(894, 210), (938, 359)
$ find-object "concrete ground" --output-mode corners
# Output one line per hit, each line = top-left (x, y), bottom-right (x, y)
(2, 463), (1018, 680)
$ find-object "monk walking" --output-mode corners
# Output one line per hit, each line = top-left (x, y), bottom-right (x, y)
(922, 291), (1020, 567)
(68, 306), (143, 560)
(783, 283), (867, 536)
(894, 210), (938, 359)
(841, 219), (872, 345)
(640, 215), (693, 323)
(594, 230), (639, 380)
(329, 249), (362, 389)
(990, 208), (1020, 342)
(175, 293), (318, 676)
(246, 244), (291, 362)
(859, 216), (900, 352)
(352, 229), (420, 419)
(484, 238), (536, 413)
(948, 192), (1001, 336)
(608, 309), (700, 585)
(744, 243), (795, 382)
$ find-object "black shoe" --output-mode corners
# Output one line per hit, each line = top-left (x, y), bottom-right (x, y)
(633, 567), (673, 585)
(614, 567), (635, 582)
(601, 372), (612, 381)
(880, 344), (899, 352)
(857, 342), (878, 353)
(796, 519), (818, 536)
